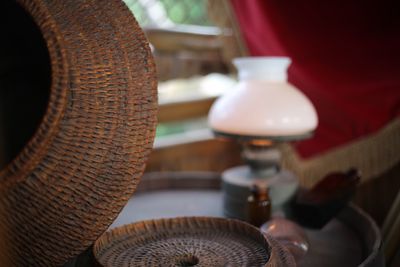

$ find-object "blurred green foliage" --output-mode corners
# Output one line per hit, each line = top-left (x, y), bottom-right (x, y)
(124, 0), (212, 26)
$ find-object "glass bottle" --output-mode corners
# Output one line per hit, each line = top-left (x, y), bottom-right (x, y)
(260, 217), (309, 263)
(246, 185), (271, 227)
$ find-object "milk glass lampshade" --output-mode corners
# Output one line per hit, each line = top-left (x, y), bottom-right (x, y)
(208, 57), (318, 139)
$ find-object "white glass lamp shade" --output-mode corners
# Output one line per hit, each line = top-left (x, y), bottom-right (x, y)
(208, 57), (318, 138)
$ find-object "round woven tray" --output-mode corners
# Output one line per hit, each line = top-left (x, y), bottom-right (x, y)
(0, 0), (157, 266)
(94, 217), (295, 267)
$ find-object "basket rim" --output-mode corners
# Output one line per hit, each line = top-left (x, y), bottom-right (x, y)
(0, 0), (69, 188)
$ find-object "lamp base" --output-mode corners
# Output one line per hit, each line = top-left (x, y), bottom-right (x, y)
(222, 165), (299, 220)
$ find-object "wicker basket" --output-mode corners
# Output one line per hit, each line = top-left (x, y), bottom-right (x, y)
(0, 0), (157, 266)
(94, 217), (295, 267)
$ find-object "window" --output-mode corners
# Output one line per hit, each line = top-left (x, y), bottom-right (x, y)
(125, 0), (212, 27)
(124, 0), (239, 143)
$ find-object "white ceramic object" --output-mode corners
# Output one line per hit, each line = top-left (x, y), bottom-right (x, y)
(208, 57), (318, 137)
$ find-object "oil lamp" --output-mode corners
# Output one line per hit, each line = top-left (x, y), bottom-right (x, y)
(208, 57), (318, 219)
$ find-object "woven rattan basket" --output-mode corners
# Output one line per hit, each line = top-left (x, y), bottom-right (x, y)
(93, 217), (295, 267)
(0, 0), (157, 266)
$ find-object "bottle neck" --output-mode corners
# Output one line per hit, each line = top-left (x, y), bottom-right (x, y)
(249, 185), (270, 201)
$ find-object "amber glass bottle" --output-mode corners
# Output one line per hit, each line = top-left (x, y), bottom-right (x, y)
(246, 185), (271, 227)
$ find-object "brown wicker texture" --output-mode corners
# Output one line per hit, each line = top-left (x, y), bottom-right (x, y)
(94, 217), (295, 267)
(0, 0), (157, 266)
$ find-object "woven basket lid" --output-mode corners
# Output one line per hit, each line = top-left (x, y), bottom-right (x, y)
(0, 0), (157, 266)
(94, 217), (295, 267)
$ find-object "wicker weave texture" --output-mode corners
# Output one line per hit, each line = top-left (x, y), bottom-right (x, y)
(0, 0), (157, 266)
(94, 217), (295, 267)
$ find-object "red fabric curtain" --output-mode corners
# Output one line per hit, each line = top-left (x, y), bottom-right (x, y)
(230, 0), (400, 158)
